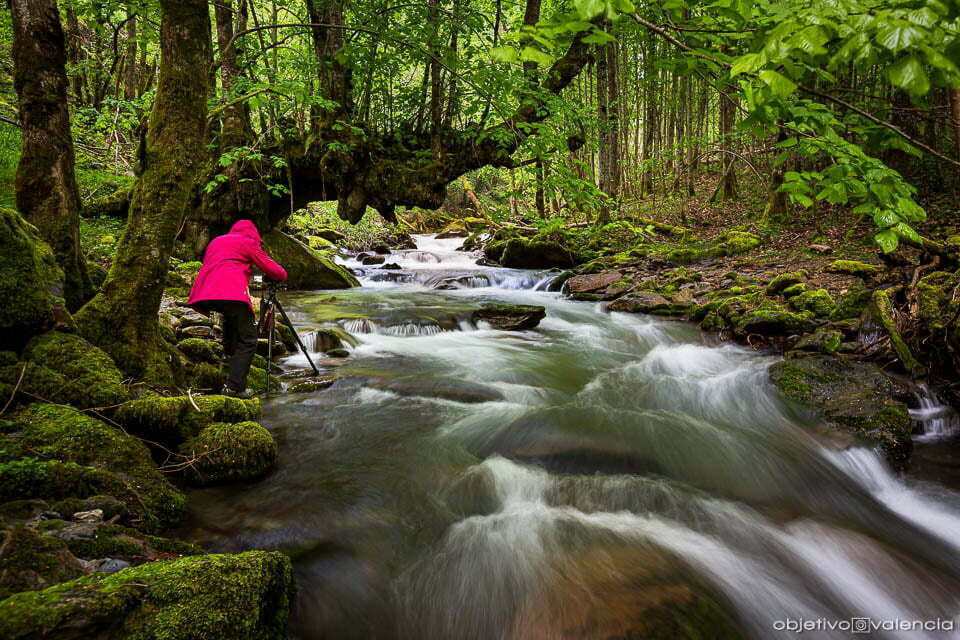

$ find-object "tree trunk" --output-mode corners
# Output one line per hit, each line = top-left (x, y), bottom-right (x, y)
(596, 40), (619, 224)
(717, 82), (738, 200)
(76, 0), (212, 385)
(951, 89), (960, 161)
(215, 0), (253, 148)
(305, 0), (353, 124)
(123, 8), (137, 100)
(10, 0), (91, 311)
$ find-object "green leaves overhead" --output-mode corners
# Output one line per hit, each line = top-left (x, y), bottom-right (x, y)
(886, 55), (930, 96)
(758, 70), (797, 97)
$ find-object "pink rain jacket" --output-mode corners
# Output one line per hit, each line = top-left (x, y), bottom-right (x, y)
(188, 220), (287, 312)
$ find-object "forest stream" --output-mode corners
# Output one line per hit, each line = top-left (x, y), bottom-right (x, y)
(185, 236), (960, 640)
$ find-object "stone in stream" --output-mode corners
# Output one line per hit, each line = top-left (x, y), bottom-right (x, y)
(372, 242), (391, 254)
(769, 354), (914, 466)
(472, 304), (546, 331)
(312, 327), (357, 354)
(361, 255), (386, 265)
(607, 291), (676, 314)
(566, 270), (623, 294)
(380, 262), (402, 270)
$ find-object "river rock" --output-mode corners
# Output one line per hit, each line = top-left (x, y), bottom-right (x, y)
(380, 262), (402, 270)
(607, 291), (672, 314)
(567, 271), (623, 294)
(315, 228), (346, 243)
(769, 354), (914, 466)
(362, 255), (386, 265)
(0, 526), (90, 600)
(500, 237), (576, 269)
(472, 304), (546, 331)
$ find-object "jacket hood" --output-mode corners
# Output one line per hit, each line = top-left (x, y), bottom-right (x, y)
(229, 219), (261, 243)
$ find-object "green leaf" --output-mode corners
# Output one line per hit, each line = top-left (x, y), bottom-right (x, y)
(758, 69), (798, 97)
(894, 222), (921, 243)
(876, 23), (925, 53)
(520, 47), (553, 66)
(874, 229), (899, 253)
(575, 0), (606, 20)
(490, 46), (518, 63)
(887, 55), (930, 96)
(873, 209), (898, 228)
(613, 0), (636, 12)
(582, 30), (618, 45)
(731, 53), (764, 76)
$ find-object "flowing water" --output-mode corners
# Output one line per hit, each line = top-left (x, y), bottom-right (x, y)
(187, 235), (960, 639)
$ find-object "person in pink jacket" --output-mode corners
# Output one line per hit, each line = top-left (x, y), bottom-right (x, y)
(188, 220), (287, 398)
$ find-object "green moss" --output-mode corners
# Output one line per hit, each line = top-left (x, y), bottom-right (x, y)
(262, 230), (358, 289)
(734, 308), (816, 337)
(177, 337), (222, 364)
(0, 208), (68, 351)
(499, 236), (578, 269)
(175, 261), (203, 278)
(825, 260), (883, 277)
(0, 404), (185, 530)
(63, 523), (202, 560)
(180, 421), (277, 486)
(765, 270), (809, 295)
(781, 283), (807, 298)
(0, 551), (295, 640)
(788, 288), (836, 317)
(115, 394), (260, 441)
(916, 271), (960, 332)
(246, 366), (281, 394)
(10, 331), (130, 409)
(830, 287), (873, 321)
(0, 526), (88, 600)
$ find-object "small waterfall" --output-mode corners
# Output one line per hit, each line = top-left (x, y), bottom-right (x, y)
(343, 318), (378, 334)
(910, 384), (960, 440)
(298, 330), (317, 352)
(380, 322), (445, 337)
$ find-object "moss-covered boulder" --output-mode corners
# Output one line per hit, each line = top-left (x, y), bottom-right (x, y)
(734, 308), (817, 337)
(608, 291), (691, 316)
(262, 230), (358, 290)
(0, 332), (130, 410)
(114, 394), (260, 442)
(769, 354), (913, 465)
(500, 236), (577, 269)
(0, 551), (294, 640)
(791, 328), (843, 355)
(176, 337), (222, 364)
(0, 209), (71, 352)
(79, 183), (133, 219)
(471, 304), (546, 331)
(826, 259), (884, 278)
(788, 288), (836, 317)
(766, 270), (809, 295)
(179, 421), (277, 486)
(0, 404), (185, 530)
(0, 526), (90, 601)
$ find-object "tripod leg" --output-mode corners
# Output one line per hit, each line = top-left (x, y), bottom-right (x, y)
(267, 304), (275, 382)
(274, 299), (320, 375)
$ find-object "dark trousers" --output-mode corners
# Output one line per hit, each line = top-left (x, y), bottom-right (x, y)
(196, 300), (257, 391)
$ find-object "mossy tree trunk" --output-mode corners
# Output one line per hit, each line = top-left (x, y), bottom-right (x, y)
(10, 0), (91, 312)
(76, 0), (212, 385)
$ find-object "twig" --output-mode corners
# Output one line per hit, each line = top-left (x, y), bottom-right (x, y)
(0, 364), (28, 416)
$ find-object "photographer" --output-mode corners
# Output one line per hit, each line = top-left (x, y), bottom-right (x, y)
(188, 220), (287, 398)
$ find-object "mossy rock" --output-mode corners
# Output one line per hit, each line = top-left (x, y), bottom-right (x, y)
(50, 521), (202, 562)
(114, 394), (260, 442)
(177, 337), (222, 364)
(500, 237), (577, 269)
(791, 328), (843, 355)
(765, 270), (809, 295)
(179, 421), (277, 487)
(830, 287), (873, 321)
(825, 260), (884, 278)
(0, 404), (185, 530)
(711, 230), (761, 257)
(0, 526), (89, 601)
(0, 208), (70, 352)
(471, 304), (546, 330)
(0, 551), (295, 640)
(187, 362), (226, 391)
(769, 355), (913, 465)
(788, 288), (836, 317)
(262, 230), (358, 290)
(7, 331), (130, 410)
(174, 261), (203, 278)
(865, 290), (925, 378)
(734, 308), (816, 337)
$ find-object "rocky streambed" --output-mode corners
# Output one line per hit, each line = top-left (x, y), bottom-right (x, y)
(181, 234), (960, 640)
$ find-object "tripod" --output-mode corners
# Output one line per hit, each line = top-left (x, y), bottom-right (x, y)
(257, 280), (320, 377)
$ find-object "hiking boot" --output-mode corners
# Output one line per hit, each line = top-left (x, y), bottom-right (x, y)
(221, 385), (256, 399)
